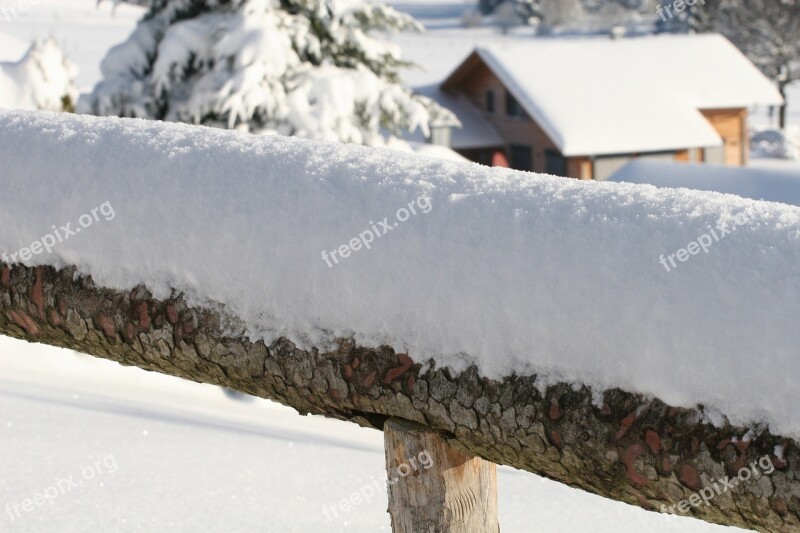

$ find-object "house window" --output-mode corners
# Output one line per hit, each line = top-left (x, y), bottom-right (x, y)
(506, 91), (524, 118)
(486, 90), (495, 113)
(545, 150), (567, 177)
(510, 145), (532, 171)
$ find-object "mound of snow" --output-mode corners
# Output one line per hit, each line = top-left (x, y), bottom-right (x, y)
(384, 137), (468, 162)
(0, 39), (78, 111)
(2, 110), (800, 440)
(751, 127), (800, 160)
(608, 159), (800, 207)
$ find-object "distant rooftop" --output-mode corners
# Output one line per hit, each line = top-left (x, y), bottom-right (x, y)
(441, 34), (783, 156)
(409, 85), (504, 150)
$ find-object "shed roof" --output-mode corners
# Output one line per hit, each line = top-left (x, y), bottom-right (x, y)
(410, 85), (505, 150)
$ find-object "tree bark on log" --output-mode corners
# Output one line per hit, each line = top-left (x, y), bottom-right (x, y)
(384, 418), (499, 532)
(1, 262), (798, 532)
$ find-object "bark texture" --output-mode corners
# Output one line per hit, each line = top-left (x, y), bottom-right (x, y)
(1, 262), (798, 532)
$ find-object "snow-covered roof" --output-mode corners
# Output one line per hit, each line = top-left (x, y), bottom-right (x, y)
(442, 34), (783, 156)
(408, 85), (504, 149)
(608, 159), (800, 207)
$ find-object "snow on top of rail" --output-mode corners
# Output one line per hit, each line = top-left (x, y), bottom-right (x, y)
(2, 109), (800, 437)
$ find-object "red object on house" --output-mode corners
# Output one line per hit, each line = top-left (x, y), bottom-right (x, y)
(492, 150), (509, 168)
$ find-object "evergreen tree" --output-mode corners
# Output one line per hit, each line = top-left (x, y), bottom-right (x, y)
(80, 0), (455, 145)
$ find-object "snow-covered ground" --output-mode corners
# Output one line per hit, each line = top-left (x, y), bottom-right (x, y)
(609, 159), (800, 206)
(0, 337), (742, 533)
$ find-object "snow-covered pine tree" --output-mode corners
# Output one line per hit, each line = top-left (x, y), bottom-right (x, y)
(80, 0), (455, 146)
(0, 38), (78, 112)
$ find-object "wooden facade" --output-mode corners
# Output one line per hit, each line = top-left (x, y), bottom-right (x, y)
(700, 108), (749, 166)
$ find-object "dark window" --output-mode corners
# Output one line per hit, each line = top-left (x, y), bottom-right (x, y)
(545, 150), (567, 177)
(510, 145), (532, 171)
(476, 149), (493, 166)
(485, 90), (495, 113)
(506, 91), (524, 118)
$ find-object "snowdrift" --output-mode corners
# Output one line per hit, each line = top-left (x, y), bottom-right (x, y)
(1, 109), (800, 440)
(608, 159), (800, 207)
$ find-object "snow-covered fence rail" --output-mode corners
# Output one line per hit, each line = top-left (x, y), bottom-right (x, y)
(1, 109), (799, 531)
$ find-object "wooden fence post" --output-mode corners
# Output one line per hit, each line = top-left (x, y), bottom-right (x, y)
(384, 418), (499, 533)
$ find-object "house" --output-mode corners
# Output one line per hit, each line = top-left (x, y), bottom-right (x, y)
(429, 34), (783, 180)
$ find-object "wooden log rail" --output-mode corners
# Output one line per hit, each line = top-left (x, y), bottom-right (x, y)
(1, 262), (798, 532)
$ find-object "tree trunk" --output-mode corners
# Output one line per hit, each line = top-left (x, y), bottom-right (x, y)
(779, 82), (788, 130)
(384, 418), (499, 533)
(1, 262), (799, 532)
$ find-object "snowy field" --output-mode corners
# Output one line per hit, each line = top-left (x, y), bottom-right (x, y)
(1, 1), (799, 532)
(0, 337), (742, 533)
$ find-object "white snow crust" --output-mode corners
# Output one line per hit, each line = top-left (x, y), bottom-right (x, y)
(2, 109), (800, 438)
